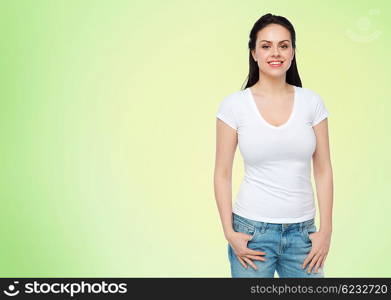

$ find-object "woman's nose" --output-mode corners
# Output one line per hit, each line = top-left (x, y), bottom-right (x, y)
(271, 46), (280, 56)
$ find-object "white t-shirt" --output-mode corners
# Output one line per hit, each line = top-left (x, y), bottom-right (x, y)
(216, 85), (329, 223)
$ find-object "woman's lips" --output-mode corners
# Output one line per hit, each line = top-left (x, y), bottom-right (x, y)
(268, 61), (284, 68)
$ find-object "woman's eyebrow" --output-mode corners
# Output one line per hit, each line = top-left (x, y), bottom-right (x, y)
(259, 40), (290, 43)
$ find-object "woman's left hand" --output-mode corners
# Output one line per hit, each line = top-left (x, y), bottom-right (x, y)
(302, 230), (332, 273)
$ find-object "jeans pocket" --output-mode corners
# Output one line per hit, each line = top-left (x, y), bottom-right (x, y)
(233, 217), (257, 241)
(304, 224), (317, 243)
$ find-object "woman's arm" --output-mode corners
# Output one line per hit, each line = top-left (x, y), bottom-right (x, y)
(302, 118), (334, 273)
(214, 118), (267, 270)
(214, 119), (238, 239)
(312, 118), (334, 234)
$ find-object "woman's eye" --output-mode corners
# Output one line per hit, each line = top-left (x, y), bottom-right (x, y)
(261, 45), (288, 49)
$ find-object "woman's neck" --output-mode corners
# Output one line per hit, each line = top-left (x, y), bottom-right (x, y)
(253, 75), (290, 95)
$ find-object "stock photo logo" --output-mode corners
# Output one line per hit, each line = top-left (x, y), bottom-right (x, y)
(345, 8), (382, 42)
(2, 280), (127, 297)
(3, 281), (20, 297)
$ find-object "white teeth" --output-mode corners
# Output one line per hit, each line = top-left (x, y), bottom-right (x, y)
(269, 61), (282, 65)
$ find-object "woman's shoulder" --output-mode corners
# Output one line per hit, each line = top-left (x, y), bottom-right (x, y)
(296, 86), (324, 103)
(218, 88), (247, 106)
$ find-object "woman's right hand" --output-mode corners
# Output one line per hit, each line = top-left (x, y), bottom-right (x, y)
(227, 231), (267, 270)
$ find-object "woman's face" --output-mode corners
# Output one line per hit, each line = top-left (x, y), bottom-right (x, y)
(251, 24), (295, 78)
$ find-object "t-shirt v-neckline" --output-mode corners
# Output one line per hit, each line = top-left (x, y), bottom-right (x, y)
(247, 85), (297, 130)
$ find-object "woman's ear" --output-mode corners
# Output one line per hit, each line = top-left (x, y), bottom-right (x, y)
(251, 49), (256, 61)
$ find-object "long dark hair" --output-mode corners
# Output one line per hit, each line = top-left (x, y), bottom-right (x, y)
(242, 13), (302, 89)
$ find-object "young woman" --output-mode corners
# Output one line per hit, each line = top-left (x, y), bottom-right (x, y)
(214, 13), (333, 278)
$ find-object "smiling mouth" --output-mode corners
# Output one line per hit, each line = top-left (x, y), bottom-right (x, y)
(268, 61), (284, 66)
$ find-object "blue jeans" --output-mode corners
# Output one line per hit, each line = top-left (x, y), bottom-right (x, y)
(228, 213), (325, 278)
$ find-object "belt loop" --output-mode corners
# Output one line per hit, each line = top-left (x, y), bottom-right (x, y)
(261, 222), (266, 234)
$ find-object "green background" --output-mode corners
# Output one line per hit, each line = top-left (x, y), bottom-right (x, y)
(1, 0), (390, 277)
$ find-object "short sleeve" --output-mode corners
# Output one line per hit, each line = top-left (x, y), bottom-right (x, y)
(312, 93), (329, 127)
(216, 95), (238, 130)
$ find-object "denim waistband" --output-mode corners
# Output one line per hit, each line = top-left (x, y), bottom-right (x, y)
(233, 212), (314, 232)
